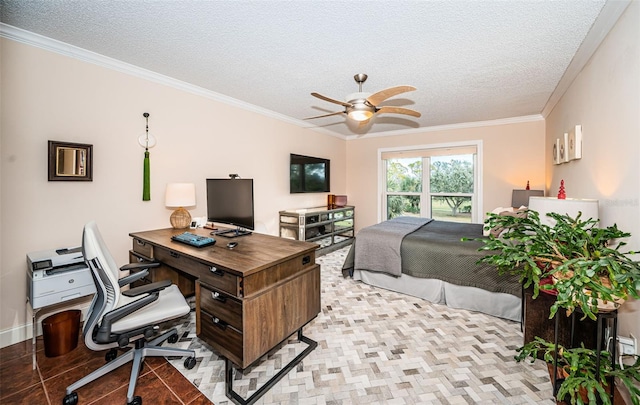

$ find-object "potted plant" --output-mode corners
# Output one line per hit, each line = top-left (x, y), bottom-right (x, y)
(469, 209), (640, 404)
(474, 209), (640, 320)
(516, 337), (640, 405)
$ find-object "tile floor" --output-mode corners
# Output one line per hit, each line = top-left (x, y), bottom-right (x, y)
(168, 247), (557, 404)
(0, 327), (212, 405)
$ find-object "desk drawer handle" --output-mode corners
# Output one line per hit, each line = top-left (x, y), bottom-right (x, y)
(170, 251), (179, 258)
(211, 316), (228, 330)
(211, 291), (227, 303)
(136, 257), (145, 263)
(135, 240), (146, 246)
(210, 267), (224, 277)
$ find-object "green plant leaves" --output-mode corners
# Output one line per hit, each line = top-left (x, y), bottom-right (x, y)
(470, 209), (640, 320)
(515, 337), (640, 405)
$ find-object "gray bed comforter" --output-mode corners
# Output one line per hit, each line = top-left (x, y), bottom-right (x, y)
(353, 216), (431, 277)
(342, 219), (521, 298)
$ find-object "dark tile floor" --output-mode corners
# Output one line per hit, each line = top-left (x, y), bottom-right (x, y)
(0, 334), (213, 405)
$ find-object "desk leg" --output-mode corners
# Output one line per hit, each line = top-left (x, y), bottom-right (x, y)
(225, 328), (318, 405)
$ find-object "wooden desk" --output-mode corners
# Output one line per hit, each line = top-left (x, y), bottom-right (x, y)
(129, 227), (321, 404)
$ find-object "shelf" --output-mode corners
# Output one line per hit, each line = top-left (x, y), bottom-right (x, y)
(279, 205), (354, 256)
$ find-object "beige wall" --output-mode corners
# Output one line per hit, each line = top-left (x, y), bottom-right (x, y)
(0, 39), (346, 345)
(345, 120), (546, 230)
(545, 1), (640, 345)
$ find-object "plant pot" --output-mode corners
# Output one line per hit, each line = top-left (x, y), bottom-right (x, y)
(556, 367), (590, 404)
(552, 273), (626, 312)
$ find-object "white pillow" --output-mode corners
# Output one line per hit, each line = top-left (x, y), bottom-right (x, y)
(483, 207), (514, 236)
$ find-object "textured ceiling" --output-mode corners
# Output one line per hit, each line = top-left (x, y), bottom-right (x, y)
(1, 0), (614, 137)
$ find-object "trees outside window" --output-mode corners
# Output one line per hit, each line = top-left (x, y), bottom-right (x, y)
(383, 149), (477, 222)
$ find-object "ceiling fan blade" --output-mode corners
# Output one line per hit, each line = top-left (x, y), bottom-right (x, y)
(366, 86), (417, 106)
(303, 111), (345, 120)
(376, 106), (422, 118)
(311, 92), (353, 108)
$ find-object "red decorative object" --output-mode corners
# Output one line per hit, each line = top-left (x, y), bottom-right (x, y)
(526, 181), (530, 190)
(557, 180), (566, 199)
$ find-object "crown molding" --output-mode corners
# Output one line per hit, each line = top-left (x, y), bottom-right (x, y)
(0, 23), (311, 130)
(345, 114), (544, 140)
(541, 0), (631, 118)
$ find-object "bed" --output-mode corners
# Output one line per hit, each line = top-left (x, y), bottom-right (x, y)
(341, 216), (522, 322)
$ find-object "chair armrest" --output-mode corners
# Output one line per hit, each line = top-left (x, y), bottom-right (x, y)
(118, 262), (159, 287)
(98, 293), (160, 341)
(98, 280), (171, 340)
(118, 270), (148, 287)
(122, 279), (172, 297)
(120, 262), (160, 272)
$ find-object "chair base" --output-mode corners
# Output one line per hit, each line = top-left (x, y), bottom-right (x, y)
(225, 328), (317, 405)
(64, 328), (195, 405)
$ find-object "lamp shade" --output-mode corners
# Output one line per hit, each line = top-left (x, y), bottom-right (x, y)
(511, 189), (544, 207)
(528, 196), (599, 227)
(165, 183), (196, 208)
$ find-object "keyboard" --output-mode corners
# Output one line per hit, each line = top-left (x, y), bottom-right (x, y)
(171, 232), (216, 248)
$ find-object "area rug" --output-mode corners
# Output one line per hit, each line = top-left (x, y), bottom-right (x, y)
(168, 246), (554, 404)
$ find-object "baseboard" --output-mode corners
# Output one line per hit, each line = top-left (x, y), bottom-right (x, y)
(0, 305), (91, 349)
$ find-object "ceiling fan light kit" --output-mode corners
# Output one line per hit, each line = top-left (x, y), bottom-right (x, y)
(305, 74), (421, 126)
(347, 101), (375, 122)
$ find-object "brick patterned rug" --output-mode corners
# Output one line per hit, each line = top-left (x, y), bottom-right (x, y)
(168, 246), (554, 404)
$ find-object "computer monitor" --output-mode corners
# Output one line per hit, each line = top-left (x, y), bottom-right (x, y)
(206, 178), (254, 237)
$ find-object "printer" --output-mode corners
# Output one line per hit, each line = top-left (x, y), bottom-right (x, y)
(27, 247), (96, 310)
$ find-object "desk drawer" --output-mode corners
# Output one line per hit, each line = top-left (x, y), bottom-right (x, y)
(198, 265), (240, 297)
(129, 251), (195, 296)
(155, 247), (237, 295)
(200, 309), (243, 365)
(132, 238), (153, 258)
(199, 284), (242, 331)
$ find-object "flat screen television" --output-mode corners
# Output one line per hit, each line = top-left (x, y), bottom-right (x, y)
(290, 154), (330, 193)
(206, 178), (254, 237)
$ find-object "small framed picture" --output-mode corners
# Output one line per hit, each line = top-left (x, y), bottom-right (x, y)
(553, 138), (560, 165)
(560, 132), (569, 163)
(568, 125), (582, 160)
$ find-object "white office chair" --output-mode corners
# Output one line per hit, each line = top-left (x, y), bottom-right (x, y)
(63, 221), (196, 405)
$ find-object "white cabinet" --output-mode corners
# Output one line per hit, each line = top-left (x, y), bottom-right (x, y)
(279, 206), (354, 255)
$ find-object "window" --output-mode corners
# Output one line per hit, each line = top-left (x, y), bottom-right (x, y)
(380, 142), (482, 223)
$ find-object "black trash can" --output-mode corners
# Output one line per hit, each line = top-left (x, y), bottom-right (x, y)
(42, 310), (81, 357)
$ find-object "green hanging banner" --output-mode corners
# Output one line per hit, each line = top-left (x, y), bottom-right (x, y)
(138, 112), (155, 201)
(142, 149), (150, 201)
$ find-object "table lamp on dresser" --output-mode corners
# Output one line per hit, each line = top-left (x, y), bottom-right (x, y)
(165, 183), (196, 229)
(511, 189), (544, 208)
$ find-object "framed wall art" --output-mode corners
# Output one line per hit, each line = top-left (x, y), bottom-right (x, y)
(48, 140), (93, 181)
(560, 132), (569, 163)
(568, 125), (582, 160)
(553, 138), (561, 165)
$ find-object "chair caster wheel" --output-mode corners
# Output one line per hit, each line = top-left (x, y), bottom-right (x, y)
(168, 333), (178, 344)
(127, 396), (142, 405)
(63, 392), (78, 405)
(105, 348), (118, 362)
(184, 356), (196, 370)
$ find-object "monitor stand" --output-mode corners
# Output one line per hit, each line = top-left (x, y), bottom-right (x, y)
(216, 227), (252, 238)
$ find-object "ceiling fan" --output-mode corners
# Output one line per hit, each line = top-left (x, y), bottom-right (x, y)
(305, 73), (421, 124)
